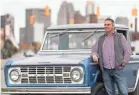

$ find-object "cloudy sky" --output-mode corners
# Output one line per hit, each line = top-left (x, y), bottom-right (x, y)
(0, 0), (139, 43)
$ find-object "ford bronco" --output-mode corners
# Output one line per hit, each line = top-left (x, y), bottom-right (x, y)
(2, 24), (139, 95)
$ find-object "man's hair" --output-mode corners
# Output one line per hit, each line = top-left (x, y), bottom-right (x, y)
(105, 18), (115, 24)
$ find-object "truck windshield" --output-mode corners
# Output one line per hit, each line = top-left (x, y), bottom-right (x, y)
(42, 31), (104, 50)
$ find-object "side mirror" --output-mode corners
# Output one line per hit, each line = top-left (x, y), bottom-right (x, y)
(131, 46), (135, 55)
(131, 46), (135, 52)
(24, 50), (35, 57)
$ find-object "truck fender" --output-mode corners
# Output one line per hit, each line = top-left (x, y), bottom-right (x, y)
(93, 70), (100, 83)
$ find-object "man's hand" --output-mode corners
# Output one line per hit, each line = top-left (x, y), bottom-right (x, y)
(121, 63), (125, 67)
(92, 55), (98, 63)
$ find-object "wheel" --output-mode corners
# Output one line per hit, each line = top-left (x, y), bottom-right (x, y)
(91, 83), (107, 95)
(129, 80), (139, 95)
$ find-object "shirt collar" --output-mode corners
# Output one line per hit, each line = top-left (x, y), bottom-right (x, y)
(104, 31), (117, 36)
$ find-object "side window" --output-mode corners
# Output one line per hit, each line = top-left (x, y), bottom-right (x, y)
(117, 30), (127, 39)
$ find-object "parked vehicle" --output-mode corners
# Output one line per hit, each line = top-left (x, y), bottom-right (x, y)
(2, 24), (139, 95)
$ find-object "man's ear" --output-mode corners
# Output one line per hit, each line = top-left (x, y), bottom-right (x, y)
(113, 25), (115, 29)
(112, 24), (115, 27)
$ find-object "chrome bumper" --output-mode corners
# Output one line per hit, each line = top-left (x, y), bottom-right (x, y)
(1, 87), (91, 94)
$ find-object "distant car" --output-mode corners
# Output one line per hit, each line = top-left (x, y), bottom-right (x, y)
(2, 24), (139, 95)
(23, 50), (36, 57)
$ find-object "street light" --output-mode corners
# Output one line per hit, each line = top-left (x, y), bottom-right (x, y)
(29, 9), (35, 24)
(96, 6), (100, 19)
(45, 6), (50, 16)
(69, 18), (74, 24)
(132, 8), (137, 16)
(29, 15), (35, 24)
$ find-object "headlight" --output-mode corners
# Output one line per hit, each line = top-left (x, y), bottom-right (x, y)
(70, 68), (83, 82)
(9, 69), (20, 82)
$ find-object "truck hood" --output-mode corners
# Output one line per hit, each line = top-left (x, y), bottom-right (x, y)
(11, 54), (90, 66)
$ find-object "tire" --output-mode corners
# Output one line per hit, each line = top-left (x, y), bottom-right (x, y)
(129, 80), (139, 95)
(91, 83), (107, 95)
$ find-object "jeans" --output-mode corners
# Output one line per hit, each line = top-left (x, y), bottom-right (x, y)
(102, 68), (128, 95)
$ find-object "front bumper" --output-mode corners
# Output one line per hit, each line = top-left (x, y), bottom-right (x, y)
(1, 87), (91, 94)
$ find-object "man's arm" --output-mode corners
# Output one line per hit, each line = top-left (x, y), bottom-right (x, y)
(91, 40), (99, 62)
(91, 40), (98, 56)
(121, 35), (132, 66)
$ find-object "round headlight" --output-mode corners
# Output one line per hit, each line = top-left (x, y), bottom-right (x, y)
(9, 69), (20, 82)
(70, 68), (83, 82)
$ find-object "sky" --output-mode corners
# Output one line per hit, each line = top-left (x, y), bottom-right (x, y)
(0, 0), (139, 43)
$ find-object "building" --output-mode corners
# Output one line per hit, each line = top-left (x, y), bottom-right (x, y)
(86, 1), (95, 22)
(97, 16), (111, 23)
(25, 7), (51, 45)
(74, 11), (86, 24)
(1, 15), (6, 46)
(19, 27), (27, 49)
(57, 1), (75, 25)
(1, 15), (6, 29)
(89, 14), (97, 23)
(1, 14), (19, 58)
(19, 28), (25, 44)
(86, 0), (95, 15)
(0, 14), (19, 49)
(33, 22), (44, 43)
(1, 14), (15, 39)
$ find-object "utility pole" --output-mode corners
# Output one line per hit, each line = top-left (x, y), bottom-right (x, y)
(132, 7), (138, 32)
(135, 17), (137, 33)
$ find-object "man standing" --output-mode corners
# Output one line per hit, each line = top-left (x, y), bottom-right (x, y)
(91, 18), (131, 95)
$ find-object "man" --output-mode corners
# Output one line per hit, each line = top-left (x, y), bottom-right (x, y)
(91, 18), (131, 95)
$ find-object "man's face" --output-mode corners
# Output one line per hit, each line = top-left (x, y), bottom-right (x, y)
(104, 20), (114, 33)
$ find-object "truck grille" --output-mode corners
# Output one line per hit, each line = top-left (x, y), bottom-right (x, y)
(20, 66), (71, 84)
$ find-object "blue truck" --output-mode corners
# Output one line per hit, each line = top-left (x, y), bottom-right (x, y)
(2, 24), (139, 95)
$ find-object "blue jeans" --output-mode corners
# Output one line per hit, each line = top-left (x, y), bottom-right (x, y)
(102, 68), (128, 95)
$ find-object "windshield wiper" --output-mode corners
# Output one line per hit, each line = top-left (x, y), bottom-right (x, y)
(82, 28), (98, 42)
(50, 29), (68, 39)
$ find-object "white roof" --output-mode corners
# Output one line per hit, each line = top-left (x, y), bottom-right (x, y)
(47, 23), (128, 30)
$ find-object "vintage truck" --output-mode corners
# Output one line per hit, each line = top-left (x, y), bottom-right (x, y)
(2, 24), (139, 95)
